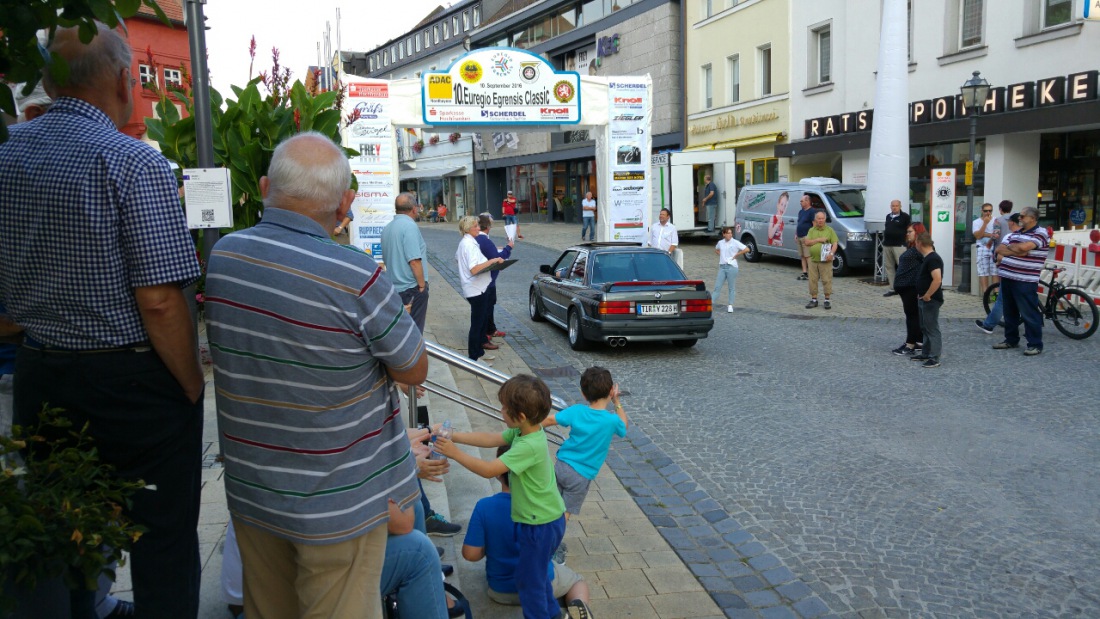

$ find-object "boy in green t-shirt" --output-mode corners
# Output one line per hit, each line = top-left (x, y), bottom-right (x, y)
(435, 374), (567, 619)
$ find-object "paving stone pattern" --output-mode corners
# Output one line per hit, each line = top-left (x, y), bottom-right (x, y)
(423, 222), (1100, 619)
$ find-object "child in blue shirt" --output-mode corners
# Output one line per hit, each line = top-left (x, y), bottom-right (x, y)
(434, 374), (567, 619)
(543, 366), (628, 520)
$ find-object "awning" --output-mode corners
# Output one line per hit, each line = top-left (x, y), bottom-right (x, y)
(399, 166), (466, 181)
(714, 132), (786, 149)
(682, 143), (716, 151)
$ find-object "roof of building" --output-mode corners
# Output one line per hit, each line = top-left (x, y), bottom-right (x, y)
(136, 0), (186, 26)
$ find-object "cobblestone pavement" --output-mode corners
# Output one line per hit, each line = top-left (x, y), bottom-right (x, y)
(422, 220), (1100, 619)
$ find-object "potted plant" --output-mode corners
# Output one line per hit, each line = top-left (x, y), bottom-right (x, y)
(1, 407), (146, 617)
(428, 134), (440, 145)
(448, 132), (461, 144)
(412, 139), (425, 154)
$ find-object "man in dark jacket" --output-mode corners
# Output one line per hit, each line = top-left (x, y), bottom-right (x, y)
(795, 194), (819, 280)
(882, 199), (912, 296)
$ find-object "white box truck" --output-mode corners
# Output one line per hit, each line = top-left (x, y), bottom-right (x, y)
(650, 150), (739, 236)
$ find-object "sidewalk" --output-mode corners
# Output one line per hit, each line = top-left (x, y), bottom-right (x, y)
(110, 255), (723, 618)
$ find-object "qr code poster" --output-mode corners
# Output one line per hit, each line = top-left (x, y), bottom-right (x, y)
(183, 168), (234, 229)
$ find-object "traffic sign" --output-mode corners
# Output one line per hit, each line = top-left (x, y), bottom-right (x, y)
(965, 160), (973, 186)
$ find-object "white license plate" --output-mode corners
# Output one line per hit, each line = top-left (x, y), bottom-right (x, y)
(637, 303), (678, 316)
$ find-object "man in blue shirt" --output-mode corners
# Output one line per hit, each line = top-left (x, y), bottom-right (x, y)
(381, 193), (430, 332)
(0, 25), (204, 618)
(476, 215), (514, 349)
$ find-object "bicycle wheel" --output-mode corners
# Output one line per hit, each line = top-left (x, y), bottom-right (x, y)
(982, 282), (999, 315)
(1050, 288), (1098, 340)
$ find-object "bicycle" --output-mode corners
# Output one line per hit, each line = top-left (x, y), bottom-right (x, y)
(982, 266), (1098, 339)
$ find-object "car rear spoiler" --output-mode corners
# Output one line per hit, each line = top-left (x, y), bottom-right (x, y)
(603, 280), (706, 292)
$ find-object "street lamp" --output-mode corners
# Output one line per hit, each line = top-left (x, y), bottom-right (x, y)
(958, 70), (991, 294)
(480, 149), (490, 216)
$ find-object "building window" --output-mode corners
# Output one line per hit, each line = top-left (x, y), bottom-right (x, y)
(383, 51), (389, 67)
(398, 44), (404, 60)
(463, 11), (470, 30)
(758, 44), (772, 97)
(703, 0), (713, 18)
(751, 158), (779, 184)
(369, 57), (375, 72)
(811, 24), (831, 85)
(434, 25), (440, 43)
(1043, 0), (1072, 28)
(407, 39), (413, 56)
(164, 68), (181, 87)
(444, 21), (450, 39)
(960, 0), (983, 48)
(473, 7), (481, 26)
(415, 36), (422, 53)
(452, 16), (459, 35)
(138, 64), (156, 86)
(701, 64), (713, 109)
(727, 54), (740, 103)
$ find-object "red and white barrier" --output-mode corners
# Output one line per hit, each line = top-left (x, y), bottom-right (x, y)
(1047, 227), (1100, 303)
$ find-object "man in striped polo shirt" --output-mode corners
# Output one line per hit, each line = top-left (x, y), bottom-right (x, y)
(206, 133), (427, 618)
(993, 206), (1049, 356)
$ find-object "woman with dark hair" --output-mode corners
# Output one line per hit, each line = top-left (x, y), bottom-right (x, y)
(891, 222), (927, 356)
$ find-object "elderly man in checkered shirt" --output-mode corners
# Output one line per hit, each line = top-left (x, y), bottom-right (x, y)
(0, 24), (204, 618)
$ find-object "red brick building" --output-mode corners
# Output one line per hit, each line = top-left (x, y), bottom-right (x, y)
(122, 0), (190, 141)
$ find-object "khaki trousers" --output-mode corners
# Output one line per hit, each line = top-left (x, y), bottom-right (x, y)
(234, 518), (388, 619)
(808, 261), (833, 298)
(883, 244), (906, 286)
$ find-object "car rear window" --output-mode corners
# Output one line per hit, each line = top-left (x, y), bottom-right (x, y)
(590, 252), (685, 284)
(824, 189), (866, 218)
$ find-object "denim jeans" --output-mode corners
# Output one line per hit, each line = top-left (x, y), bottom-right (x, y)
(713, 264), (739, 306)
(705, 202), (717, 231)
(581, 217), (595, 240)
(918, 298), (943, 359)
(380, 528), (448, 619)
(503, 215), (518, 226)
(980, 288), (1004, 330)
(1001, 278), (1043, 349)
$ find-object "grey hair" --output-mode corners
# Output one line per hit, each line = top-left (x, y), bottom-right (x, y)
(264, 132), (351, 215)
(458, 215), (480, 235)
(1020, 206), (1039, 221)
(43, 23), (132, 94)
(394, 192), (416, 213)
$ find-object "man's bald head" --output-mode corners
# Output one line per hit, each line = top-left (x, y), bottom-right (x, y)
(262, 132), (353, 223)
(44, 23), (133, 127)
(395, 192), (417, 213)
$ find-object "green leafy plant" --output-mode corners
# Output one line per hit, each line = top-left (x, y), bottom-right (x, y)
(0, 407), (146, 614)
(0, 0), (168, 144)
(143, 39), (356, 231)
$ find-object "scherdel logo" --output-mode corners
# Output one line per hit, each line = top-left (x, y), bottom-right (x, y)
(481, 110), (524, 118)
(614, 97), (643, 104)
(610, 82), (645, 89)
(540, 108), (569, 114)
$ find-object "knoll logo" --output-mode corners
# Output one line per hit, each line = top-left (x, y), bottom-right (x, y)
(540, 107), (569, 114)
(614, 97), (642, 104)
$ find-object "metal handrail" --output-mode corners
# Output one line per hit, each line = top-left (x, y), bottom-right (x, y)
(408, 341), (567, 445)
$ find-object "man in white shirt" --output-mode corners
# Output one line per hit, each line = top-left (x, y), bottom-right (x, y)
(580, 191), (596, 241)
(972, 202), (997, 294)
(647, 208), (678, 254)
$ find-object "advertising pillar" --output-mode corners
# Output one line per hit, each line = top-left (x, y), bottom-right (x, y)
(344, 79), (398, 260)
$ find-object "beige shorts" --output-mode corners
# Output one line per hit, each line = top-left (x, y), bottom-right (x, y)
(797, 237), (809, 258)
(486, 562), (583, 604)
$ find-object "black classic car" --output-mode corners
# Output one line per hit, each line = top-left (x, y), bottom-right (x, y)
(528, 243), (714, 350)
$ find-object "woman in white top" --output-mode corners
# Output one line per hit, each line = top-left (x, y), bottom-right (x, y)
(456, 216), (503, 360)
(714, 226), (749, 312)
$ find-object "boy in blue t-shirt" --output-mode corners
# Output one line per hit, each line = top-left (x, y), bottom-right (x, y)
(543, 366), (628, 520)
(463, 445), (594, 618)
(434, 374), (567, 619)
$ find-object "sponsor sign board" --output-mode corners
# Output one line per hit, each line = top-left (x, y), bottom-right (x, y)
(345, 79), (397, 258)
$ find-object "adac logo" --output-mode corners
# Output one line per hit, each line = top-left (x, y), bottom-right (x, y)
(427, 74), (452, 99)
(460, 60), (483, 84)
(520, 62), (539, 82)
(553, 81), (576, 104)
(490, 53), (512, 77)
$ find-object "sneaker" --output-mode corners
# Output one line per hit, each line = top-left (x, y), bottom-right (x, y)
(883, 290), (897, 297)
(552, 541), (568, 565)
(823, 300), (832, 310)
(436, 545), (445, 558)
(974, 320), (994, 335)
(727, 305), (733, 313)
(797, 273), (808, 281)
(567, 599), (594, 619)
(441, 563), (454, 577)
(805, 299), (818, 309)
(1023, 347), (1043, 356)
(491, 330), (506, 338)
(892, 345), (914, 356)
(911, 355), (931, 361)
(921, 358), (941, 369)
(426, 513), (462, 537)
(992, 341), (1018, 350)
(480, 354), (496, 361)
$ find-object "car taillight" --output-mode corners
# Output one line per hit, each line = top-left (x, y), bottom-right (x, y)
(681, 299), (711, 313)
(599, 301), (634, 315)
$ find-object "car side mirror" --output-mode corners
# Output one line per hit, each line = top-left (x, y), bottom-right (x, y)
(539, 265), (552, 274)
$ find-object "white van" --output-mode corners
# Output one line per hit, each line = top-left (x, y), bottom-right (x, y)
(733, 178), (873, 275)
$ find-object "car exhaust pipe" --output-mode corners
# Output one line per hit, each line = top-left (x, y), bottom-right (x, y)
(608, 338), (619, 347)
(617, 338), (628, 347)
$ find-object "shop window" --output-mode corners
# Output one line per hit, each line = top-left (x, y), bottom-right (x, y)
(757, 44), (772, 97)
(138, 64), (156, 86)
(701, 64), (713, 110)
(1043, 0), (1072, 28)
(736, 161), (746, 197)
(164, 68), (181, 87)
(727, 54), (740, 103)
(751, 158), (779, 184)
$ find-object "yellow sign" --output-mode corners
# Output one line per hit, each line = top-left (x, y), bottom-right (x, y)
(965, 160), (973, 186)
(428, 75), (451, 100)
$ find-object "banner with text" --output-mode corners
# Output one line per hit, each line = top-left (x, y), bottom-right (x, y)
(345, 79), (398, 259)
(930, 168), (956, 287)
(421, 48), (581, 125)
(603, 76), (653, 243)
